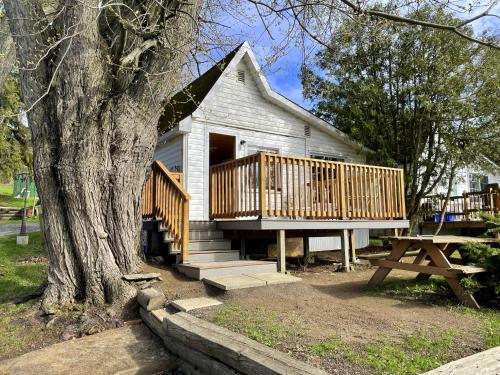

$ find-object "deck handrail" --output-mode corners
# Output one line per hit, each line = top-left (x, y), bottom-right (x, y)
(422, 187), (499, 222)
(210, 152), (406, 220)
(143, 160), (190, 262)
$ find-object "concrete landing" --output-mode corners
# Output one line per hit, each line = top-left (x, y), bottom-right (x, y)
(204, 272), (301, 290)
(177, 260), (277, 280)
(244, 272), (302, 285)
(423, 346), (500, 374)
(171, 297), (223, 312)
(204, 274), (267, 290)
(0, 324), (176, 375)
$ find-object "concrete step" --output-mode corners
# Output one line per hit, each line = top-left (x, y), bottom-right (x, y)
(203, 273), (301, 291)
(189, 239), (232, 251)
(188, 250), (240, 263)
(189, 221), (217, 231)
(176, 260), (277, 280)
(189, 230), (224, 241)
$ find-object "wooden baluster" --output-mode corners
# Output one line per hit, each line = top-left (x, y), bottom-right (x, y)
(280, 156), (286, 216)
(379, 169), (387, 218)
(319, 161), (326, 217)
(360, 166), (365, 218)
(354, 165), (358, 218)
(304, 159), (309, 217)
(259, 153), (266, 217)
(332, 163), (336, 218)
(312, 160), (317, 217)
(284, 157), (289, 217)
(266, 155), (271, 216)
(274, 156), (279, 216)
(339, 164), (346, 218)
(298, 159), (303, 217)
(291, 158), (296, 218)
(326, 163), (331, 218)
(399, 169), (405, 218)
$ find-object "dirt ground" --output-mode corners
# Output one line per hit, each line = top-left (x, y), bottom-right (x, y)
(143, 258), (493, 375)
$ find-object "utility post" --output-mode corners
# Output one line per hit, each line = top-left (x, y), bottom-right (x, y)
(17, 172), (29, 245)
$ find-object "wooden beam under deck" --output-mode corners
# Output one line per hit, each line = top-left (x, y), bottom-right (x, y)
(216, 218), (409, 231)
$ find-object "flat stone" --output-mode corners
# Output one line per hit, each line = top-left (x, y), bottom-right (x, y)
(171, 297), (223, 312)
(137, 288), (165, 311)
(203, 275), (267, 290)
(16, 235), (29, 245)
(244, 272), (302, 285)
(122, 272), (161, 281)
(0, 325), (176, 375)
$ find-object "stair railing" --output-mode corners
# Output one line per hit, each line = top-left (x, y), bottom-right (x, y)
(143, 160), (190, 263)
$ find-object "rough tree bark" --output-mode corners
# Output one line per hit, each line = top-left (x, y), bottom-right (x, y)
(4, 0), (199, 311)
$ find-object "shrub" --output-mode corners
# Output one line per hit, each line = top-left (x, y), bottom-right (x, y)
(458, 213), (500, 305)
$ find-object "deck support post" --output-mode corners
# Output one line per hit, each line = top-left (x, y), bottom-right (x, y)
(240, 232), (246, 260)
(340, 229), (351, 272)
(303, 235), (310, 268)
(276, 230), (286, 273)
(349, 229), (357, 263)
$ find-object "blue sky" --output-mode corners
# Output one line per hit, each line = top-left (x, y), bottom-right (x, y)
(206, 3), (499, 110)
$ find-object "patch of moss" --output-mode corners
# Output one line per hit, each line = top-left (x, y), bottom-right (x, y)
(366, 278), (455, 304)
(309, 329), (458, 375)
(212, 304), (302, 348)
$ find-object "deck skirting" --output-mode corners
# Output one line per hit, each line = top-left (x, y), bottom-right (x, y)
(216, 218), (409, 231)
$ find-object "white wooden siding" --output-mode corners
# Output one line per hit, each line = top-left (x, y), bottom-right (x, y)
(154, 135), (183, 172)
(186, 56), (366, 221)
(432, 167), (500, 196)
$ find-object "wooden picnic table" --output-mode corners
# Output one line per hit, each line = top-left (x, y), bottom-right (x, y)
(367, 235), (499, 309)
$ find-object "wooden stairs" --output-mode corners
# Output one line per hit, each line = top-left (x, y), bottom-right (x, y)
(142, 161), (276, 281)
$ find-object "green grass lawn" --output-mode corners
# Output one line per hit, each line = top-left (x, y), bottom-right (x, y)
(0, 184), (27, 208)
(367, 278), (500, 350)
(0, 232), (51, 358)
(0, 232), (46, 304)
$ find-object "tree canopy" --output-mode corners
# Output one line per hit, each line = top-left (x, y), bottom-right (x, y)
(0, 77), (32, 180)
(302, 6), (500, 223)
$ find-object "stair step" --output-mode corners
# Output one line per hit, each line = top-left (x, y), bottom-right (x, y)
(176, 261), (277, 280)
(189, 239), (231, 251)
(189, 221), (217, 231)
(189, 230), (224, 241)
(188, 250), (240, 263)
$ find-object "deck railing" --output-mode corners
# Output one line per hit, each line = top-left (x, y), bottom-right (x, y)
(210, 152), (406, 220)
(143, 161), (190, 262)
(422, 188), (500, 222)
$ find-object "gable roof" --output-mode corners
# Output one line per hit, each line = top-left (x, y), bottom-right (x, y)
(158, 44), (242, 132)
(159, 42), (370, 154)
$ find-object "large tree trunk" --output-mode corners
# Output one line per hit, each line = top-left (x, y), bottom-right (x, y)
(4, 0), (199, 311)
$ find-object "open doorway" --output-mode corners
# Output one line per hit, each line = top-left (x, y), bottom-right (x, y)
(209, 133), (236, 166)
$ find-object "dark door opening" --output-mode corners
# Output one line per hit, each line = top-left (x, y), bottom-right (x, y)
(209, 133), (236, 166)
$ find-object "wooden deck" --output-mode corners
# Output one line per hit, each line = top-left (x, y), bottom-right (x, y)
(422, 188), (499, 222)
(210, 152), (406, 221)
(143, 156), (408, 266)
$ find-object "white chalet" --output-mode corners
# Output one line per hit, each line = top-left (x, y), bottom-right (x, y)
(144, 43), (408, 279)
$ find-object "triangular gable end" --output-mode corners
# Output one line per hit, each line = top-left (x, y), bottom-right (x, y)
(160, 42), (370, 154)
(193, 42), (370, 154)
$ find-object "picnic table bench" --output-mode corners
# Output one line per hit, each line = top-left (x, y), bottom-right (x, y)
(366, 235), (499, 308)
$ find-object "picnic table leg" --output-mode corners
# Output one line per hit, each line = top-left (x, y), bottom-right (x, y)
(368, 240), (410, 287)
(422, 243), (480, 309)
(415, 244), (455, 281)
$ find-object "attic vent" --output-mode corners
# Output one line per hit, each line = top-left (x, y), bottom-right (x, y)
(304, 125), (311, 137)
(237, 70), (245, 83)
